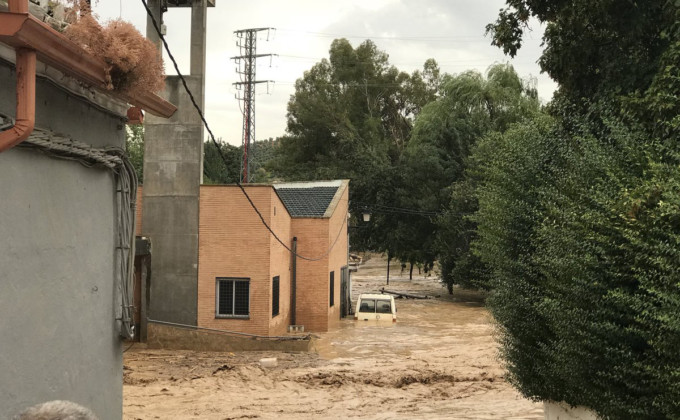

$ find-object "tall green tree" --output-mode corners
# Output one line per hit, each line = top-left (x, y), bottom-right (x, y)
(404, 63), (539, 290)
(203, 140), (242, 184)
(125, 124), (144, 182)
(269, 39), (441, 257)
(486, 0), (672, 104)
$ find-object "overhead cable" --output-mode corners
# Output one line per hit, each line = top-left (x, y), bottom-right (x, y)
(141, 0), (347, 262)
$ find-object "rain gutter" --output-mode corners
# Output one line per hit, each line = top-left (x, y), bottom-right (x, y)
(0, 1), (34, 152)
(0, 6), (176, 152)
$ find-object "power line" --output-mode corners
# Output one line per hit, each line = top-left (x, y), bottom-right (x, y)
(274, 54), (537, 68)
(275, 28), (494, 42)
(141, 0), (347, 262)
(354, 201), (441, 217)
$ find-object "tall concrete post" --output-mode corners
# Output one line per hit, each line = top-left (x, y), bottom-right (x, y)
(145, 0), (163, 51)
(191, 0), (208, 78)
(142, 0), (211, 327)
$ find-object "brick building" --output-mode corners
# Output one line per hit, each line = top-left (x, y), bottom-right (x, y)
(138, 180), (350, 335)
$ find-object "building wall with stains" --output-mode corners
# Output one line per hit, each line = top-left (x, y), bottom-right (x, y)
(0, 45), (127, 419)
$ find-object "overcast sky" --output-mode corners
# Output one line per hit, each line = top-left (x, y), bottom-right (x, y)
(93, 0), (556, 146)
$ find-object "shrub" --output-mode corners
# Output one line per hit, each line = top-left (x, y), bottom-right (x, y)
(63, 3), (165, 94)
(473, 106), (680, 418)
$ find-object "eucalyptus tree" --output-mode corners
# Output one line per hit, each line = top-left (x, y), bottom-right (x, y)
(269, 39), (442, 256)
(403, 63), (540, 291)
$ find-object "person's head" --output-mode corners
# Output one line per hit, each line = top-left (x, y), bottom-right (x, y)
(13, 400), (98, 420)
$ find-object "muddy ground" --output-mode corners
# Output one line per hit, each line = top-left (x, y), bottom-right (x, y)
(123, 255), (543, 419)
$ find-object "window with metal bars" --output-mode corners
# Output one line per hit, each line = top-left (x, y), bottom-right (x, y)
(216, 278), (249, 318)
(329, 271), (335, 307)
(272, 276), (280, 317)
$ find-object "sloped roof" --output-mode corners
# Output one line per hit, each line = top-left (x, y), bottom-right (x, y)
(273, 180), (347, 218)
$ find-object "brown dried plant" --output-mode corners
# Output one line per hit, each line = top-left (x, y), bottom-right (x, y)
(62, 1), (165, 94)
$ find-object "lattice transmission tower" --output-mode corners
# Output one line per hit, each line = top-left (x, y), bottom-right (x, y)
(231, 27), (274, 183)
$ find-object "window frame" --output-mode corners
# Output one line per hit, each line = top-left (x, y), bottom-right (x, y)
(329, 271), (335, 307)
(272, 275), (280, 317)
(215, 277), (250, 319)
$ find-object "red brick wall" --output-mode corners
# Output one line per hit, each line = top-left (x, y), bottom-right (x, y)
(292, 217), (330, 332)
(140, 182), (348, 335)
(268, 191), (292, 335)
(289, 183), (349, 333)
(326, 185), (349, 329)
(198, 185), (278, 336)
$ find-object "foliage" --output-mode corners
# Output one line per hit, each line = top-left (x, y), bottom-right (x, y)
(485, 0), (672, 103)
(122, 129), (272, 185)
(410, 63), (540, 290)
(203, 139), (275, 184)
(474, 107), (680, 419)
(474, 2), (680, 417)
(125, 124), (144, 182)
(269, 39), (442, 260)
(64, 7), (164, 94)
(203, 140), (241, 184)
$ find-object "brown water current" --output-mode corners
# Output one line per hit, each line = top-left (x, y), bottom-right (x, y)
(123, 254), (543, 419)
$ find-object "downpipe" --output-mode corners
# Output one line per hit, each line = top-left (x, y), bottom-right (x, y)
(0, 1), (36, 152)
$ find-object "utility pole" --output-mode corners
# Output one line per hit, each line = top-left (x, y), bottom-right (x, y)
(231, 28), (274, 183)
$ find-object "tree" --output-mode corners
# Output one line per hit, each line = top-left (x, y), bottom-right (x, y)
(125, 124), (144, 182)
(473, 2), (680, 418)
(485, 0), (672, 104)
(405, 63), (540, 291)
(202, 139), (241, 184)
(269, 39), (441, 259)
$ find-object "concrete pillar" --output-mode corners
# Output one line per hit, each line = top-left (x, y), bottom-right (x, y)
(190, 0), (207, 181)
(145, 0), (163, 52)
(142, 76), (203, 326)
(190, 0), (208, 78)
(142, 0), (209, 327)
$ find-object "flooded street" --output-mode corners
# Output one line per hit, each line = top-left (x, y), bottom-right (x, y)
(123, 255), (543, 419)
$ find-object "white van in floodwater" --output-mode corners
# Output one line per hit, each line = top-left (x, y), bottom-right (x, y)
(354, 293), (397, 323)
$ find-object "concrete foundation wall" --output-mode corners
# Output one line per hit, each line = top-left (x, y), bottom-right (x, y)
(147, 323), (311, 352)
(544, 402), (599, 420)
(0, 55), (126, 418)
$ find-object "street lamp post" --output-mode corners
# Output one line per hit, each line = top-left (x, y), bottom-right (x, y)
(386, 251), (391, 285)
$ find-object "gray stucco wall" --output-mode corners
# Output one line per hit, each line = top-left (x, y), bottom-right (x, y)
(0, 56), (126, 419)
(0, 56), (125, 149)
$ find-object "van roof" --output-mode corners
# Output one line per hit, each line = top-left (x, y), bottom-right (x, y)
(358, 293), (394, 300)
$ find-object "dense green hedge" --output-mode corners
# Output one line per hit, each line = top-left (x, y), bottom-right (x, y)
(472, 108), (680, 418)
(466, 3), (680, 417)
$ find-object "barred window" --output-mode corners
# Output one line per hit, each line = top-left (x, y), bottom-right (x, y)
(329, 271), (335, 307)
(272, 276), (280, 317)
(216, 278), (249, 318)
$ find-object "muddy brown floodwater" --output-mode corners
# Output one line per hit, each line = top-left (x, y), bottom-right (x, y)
(123, 255), (543, 419)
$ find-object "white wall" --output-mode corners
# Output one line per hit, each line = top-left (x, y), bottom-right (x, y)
(544, 402), (599, 420)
